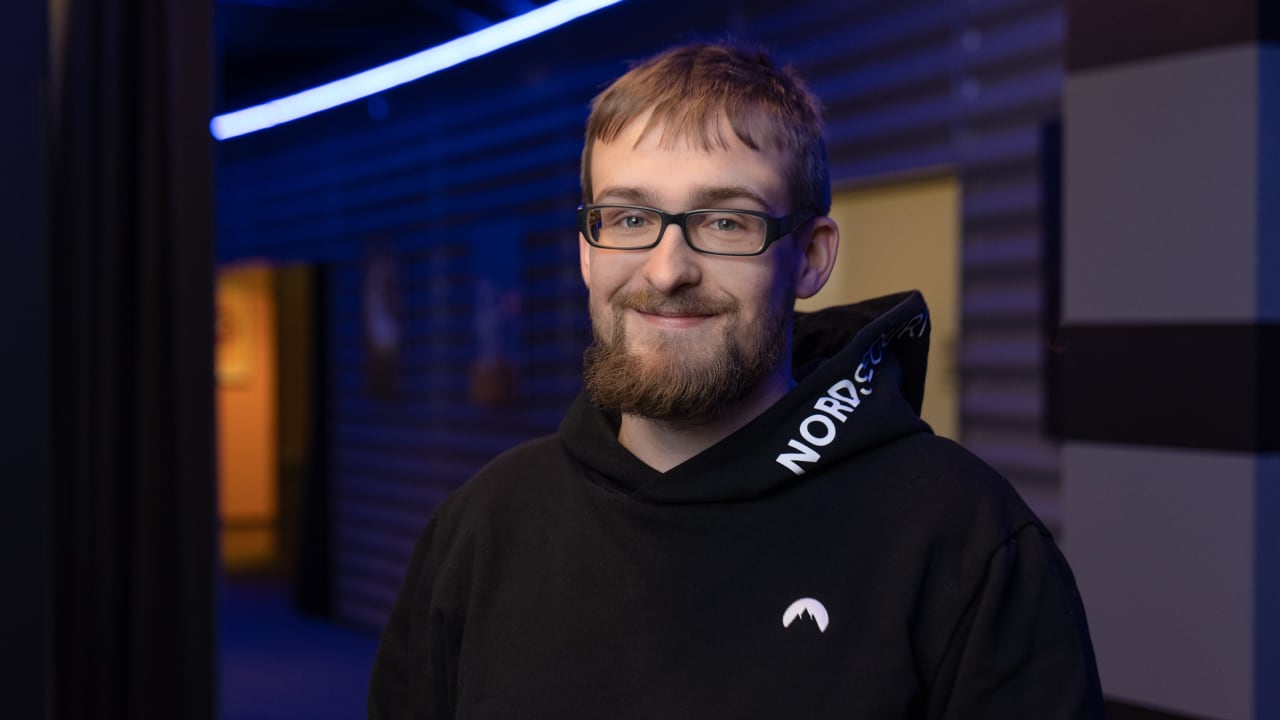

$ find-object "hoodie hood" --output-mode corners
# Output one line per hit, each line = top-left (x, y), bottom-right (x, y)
(560, 290), (934, 503)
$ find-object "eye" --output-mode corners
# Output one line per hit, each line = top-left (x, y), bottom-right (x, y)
(597, 208), (654, 233)
(695, 211), (758, 235)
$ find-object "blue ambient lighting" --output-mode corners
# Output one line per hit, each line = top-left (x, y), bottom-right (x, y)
(210, 0), (625, 140)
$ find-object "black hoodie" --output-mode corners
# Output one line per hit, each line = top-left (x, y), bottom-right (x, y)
(369, 291), (1104, 719)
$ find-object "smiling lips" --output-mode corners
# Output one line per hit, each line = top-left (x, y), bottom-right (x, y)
(614, 288), (735, 328)
(635, 309), (714, 329)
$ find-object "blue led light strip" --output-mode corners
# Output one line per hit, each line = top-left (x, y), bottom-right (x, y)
(211, 0), (625, 140)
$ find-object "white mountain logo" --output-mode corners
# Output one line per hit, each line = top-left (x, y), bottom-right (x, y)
(782, 598), (829, 633)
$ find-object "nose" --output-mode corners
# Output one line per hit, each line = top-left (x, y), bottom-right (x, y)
(641, 221), (702, 293)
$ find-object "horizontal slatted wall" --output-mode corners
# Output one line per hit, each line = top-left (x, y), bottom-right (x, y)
(764, 0), (958, 179)
(219, 64), (608, 628)
(749, 0), (1065, 532)
(953, 0), (1063, 531)
(328, 83), (594, 628)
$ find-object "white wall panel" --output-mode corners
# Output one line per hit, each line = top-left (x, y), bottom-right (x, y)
(1063, 442), (1255, 720)
(1064, 45), (1260, 324)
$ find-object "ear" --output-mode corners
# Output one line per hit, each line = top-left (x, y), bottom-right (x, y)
(579, 232), (593, 289)
(793, 216), (839, 299)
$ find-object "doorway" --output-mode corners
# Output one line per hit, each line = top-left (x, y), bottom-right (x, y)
(215, 261), (329, 606)
(216, 262), (368, 720)
(216, 263), (280, 572)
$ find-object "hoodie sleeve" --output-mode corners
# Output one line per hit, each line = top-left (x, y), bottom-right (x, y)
(928, 524), (1105, 719)
(368, 516), (456, 720)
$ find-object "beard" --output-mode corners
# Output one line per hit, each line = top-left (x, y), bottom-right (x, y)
(582, 286), (791, 429)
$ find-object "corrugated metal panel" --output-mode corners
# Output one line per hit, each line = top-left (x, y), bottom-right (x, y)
(955, 0), (1063, 532)
(780, 0), (958, 180)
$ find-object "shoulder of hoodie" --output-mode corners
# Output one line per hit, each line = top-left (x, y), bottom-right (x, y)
(825, 430), (1048, 547)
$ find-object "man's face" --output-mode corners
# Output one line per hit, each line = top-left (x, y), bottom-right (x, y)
(579, 116), (804, 426)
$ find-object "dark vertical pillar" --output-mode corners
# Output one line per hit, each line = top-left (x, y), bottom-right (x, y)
(0, 1), (52, 717)
(42, 0), (216, 717)
(1059, 1), (1278, 718)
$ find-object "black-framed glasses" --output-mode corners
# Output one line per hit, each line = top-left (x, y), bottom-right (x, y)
(578, 204), (810, 257)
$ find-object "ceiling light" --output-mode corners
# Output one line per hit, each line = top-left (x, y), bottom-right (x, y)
(211, 0), (625, 140)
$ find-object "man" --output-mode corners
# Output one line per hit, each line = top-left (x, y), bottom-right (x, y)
(369, 40), (1104, 719)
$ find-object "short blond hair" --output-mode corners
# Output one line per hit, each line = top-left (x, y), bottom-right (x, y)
(581, 41), (830, 217)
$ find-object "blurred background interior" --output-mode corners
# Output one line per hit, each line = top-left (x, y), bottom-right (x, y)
(5, 0), (1276, 719)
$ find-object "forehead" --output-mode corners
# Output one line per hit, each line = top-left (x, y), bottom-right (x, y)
(589, 116), (791, 213)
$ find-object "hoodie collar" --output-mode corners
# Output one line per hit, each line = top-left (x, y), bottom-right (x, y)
(560, 291), (934, 504)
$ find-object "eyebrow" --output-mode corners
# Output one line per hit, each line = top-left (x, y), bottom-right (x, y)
(688, 186), (772, 212)
(593, 185), (774, 212)
(593, 186), (659, 206)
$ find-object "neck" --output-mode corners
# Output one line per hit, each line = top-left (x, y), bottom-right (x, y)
(617, 364), (794, 472)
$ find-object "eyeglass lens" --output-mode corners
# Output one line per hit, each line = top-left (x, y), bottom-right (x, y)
(587, 206), (766, 254)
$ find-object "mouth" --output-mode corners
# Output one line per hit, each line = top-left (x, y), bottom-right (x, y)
(610, 288), (735, 332)
(634, 308), (715, 329)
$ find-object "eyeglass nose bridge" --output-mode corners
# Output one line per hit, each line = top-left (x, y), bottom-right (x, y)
(652, 209), (699, 250)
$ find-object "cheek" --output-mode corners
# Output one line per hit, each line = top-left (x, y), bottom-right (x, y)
(735, 266), (794, 322)
(586, 256), (651, 319)
(585, 279), (620, 334)
(586, 283), (609, 319)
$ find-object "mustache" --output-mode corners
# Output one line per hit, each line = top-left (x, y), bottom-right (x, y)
(612, 288), (737, 316)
